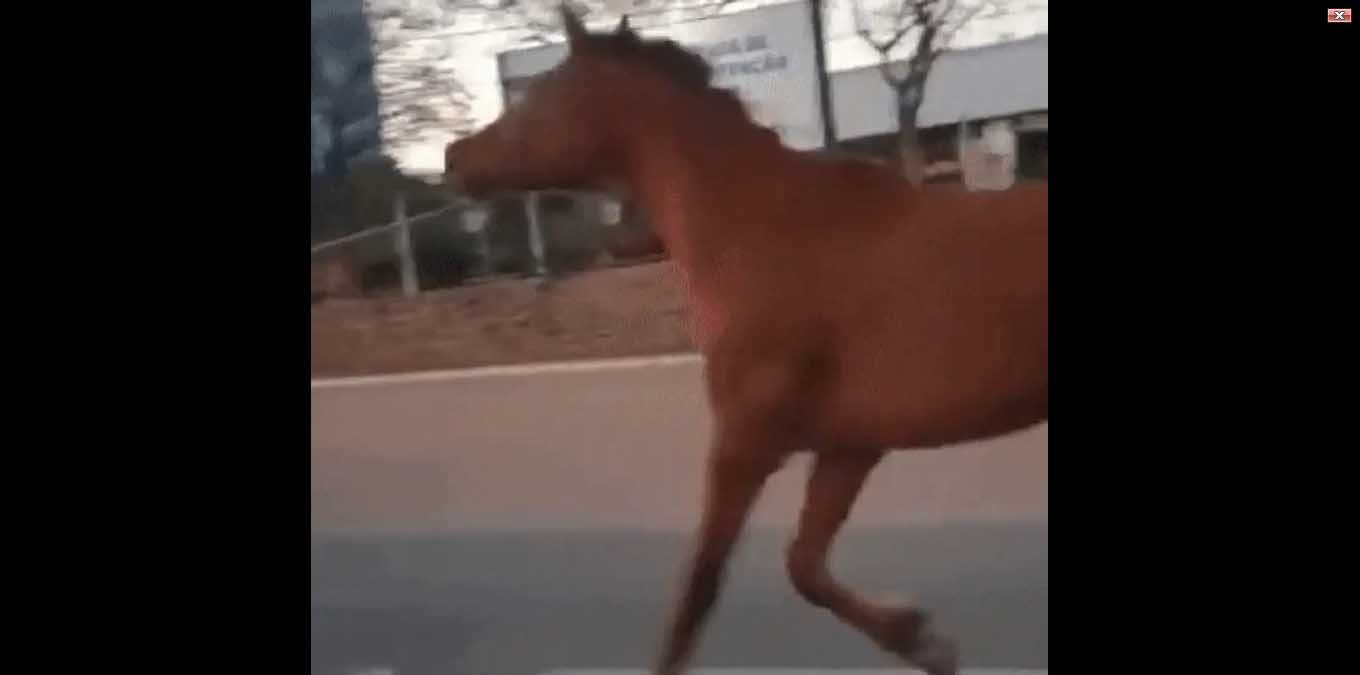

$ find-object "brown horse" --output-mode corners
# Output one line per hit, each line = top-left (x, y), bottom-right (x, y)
(444, 7), (1047, 675)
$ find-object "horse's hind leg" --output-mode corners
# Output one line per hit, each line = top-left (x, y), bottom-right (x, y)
(786, 450), (959, 675)
(653, 429), (782, 675)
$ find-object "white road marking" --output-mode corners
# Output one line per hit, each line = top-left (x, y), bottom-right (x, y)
(311, 352), (704, 389)
(539, 670), (1047, 675)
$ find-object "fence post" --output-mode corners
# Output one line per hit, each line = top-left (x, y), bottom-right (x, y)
(525, 191), (547, 278)
(393, 191), (418, 297)
(479, 225), (492, 277)
(460, 205), (491, 277)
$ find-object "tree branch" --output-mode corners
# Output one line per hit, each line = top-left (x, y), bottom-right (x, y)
(852, 0), (919, 56)
(938, 0), (991, 48)
(849, 0), (1008, 181)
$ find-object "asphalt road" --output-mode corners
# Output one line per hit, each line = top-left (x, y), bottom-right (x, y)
(311, 356), (1048, 675)
(311, 356), (1048, 533)
(312, 521), (1047, 675)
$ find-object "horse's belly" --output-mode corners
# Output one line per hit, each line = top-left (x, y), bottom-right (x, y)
(815, 325), (1047, 450)
(817, 372), (1046, 450)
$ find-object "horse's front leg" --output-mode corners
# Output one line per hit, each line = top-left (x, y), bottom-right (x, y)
(653, 423), (783, 675)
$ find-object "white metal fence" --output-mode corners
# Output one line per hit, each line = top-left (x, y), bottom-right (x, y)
(311, 189), (623, 300)
(310, 117), (1043, 301)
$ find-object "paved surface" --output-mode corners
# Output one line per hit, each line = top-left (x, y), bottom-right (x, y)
(542, 670), (1046, 675)
(311, 357), (1048, 533)
(312, 522), (1048, 675)
(311, 357), (1048, 675)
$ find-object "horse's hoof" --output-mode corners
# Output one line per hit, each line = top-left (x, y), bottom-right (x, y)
(906, 630), (958, 675)
(878, 607), (958, 675)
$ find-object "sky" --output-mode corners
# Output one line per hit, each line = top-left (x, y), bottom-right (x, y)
(377, 0), (1049, 174)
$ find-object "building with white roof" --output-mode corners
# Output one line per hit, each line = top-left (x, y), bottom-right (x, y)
(831, 33), (1048, 183)
(833, 33), (1047, 140)
(494, 14), (1048, 183)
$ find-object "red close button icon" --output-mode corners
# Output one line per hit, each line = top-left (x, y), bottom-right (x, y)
(1328, 8), (1353, 22)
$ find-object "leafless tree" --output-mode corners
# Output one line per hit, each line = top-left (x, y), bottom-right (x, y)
(360, 0), (845, 163)
(486, 1), (783, 44)
(850, 0), (1004, 184)
(469, 0), (615, 42)
(363, 0), (620, 164)
(366, 0), (484, 160)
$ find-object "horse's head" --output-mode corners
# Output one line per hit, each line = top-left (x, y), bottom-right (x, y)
(445, 6), (642, 197)
(446, 4), (721, 198)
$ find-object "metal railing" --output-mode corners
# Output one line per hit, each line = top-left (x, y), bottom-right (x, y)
(310, 189), (617, 298)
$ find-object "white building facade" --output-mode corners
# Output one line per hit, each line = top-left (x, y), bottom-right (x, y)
(496, 6), (1048, 184)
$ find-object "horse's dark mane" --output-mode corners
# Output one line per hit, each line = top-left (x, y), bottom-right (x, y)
(584, 29), (714, 92)
(580, 27), (760, 128)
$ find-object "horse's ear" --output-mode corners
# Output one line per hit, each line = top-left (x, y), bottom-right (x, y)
(615, 14), (631, 35)
(560, 3), (588, 48)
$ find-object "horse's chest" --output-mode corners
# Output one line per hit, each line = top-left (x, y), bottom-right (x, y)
(681, 283), (728, 353)
(676, 262), (799, 355)
(667, 249), (741, 353)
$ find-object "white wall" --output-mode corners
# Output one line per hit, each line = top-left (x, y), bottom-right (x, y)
(831, 34), (1049, 142)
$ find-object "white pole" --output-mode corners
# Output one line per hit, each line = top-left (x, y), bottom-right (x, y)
(393, 192), (418, 297)
(461, 206), (492, 277)
(525, 191), (547, 278)
(479, 227), (491, 277)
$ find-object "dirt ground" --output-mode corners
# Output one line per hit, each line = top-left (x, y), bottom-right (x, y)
(311, 262), (696, 377)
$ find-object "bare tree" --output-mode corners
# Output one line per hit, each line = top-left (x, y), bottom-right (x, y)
(489, 1), (799, 46)
(312, 0), (390, 177)
(361, 0), (844, 160)
(312, 48), (381, 178)
(366, 0), (482, 160)
(850, 0), (1001, 184)
(465, 0), (613, 42)
(364, 0), (619, 163)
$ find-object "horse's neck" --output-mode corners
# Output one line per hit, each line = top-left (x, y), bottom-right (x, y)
(627, 124), (774, 272)
(630, 160), (719, 349)
(623, 118), (779, 349)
